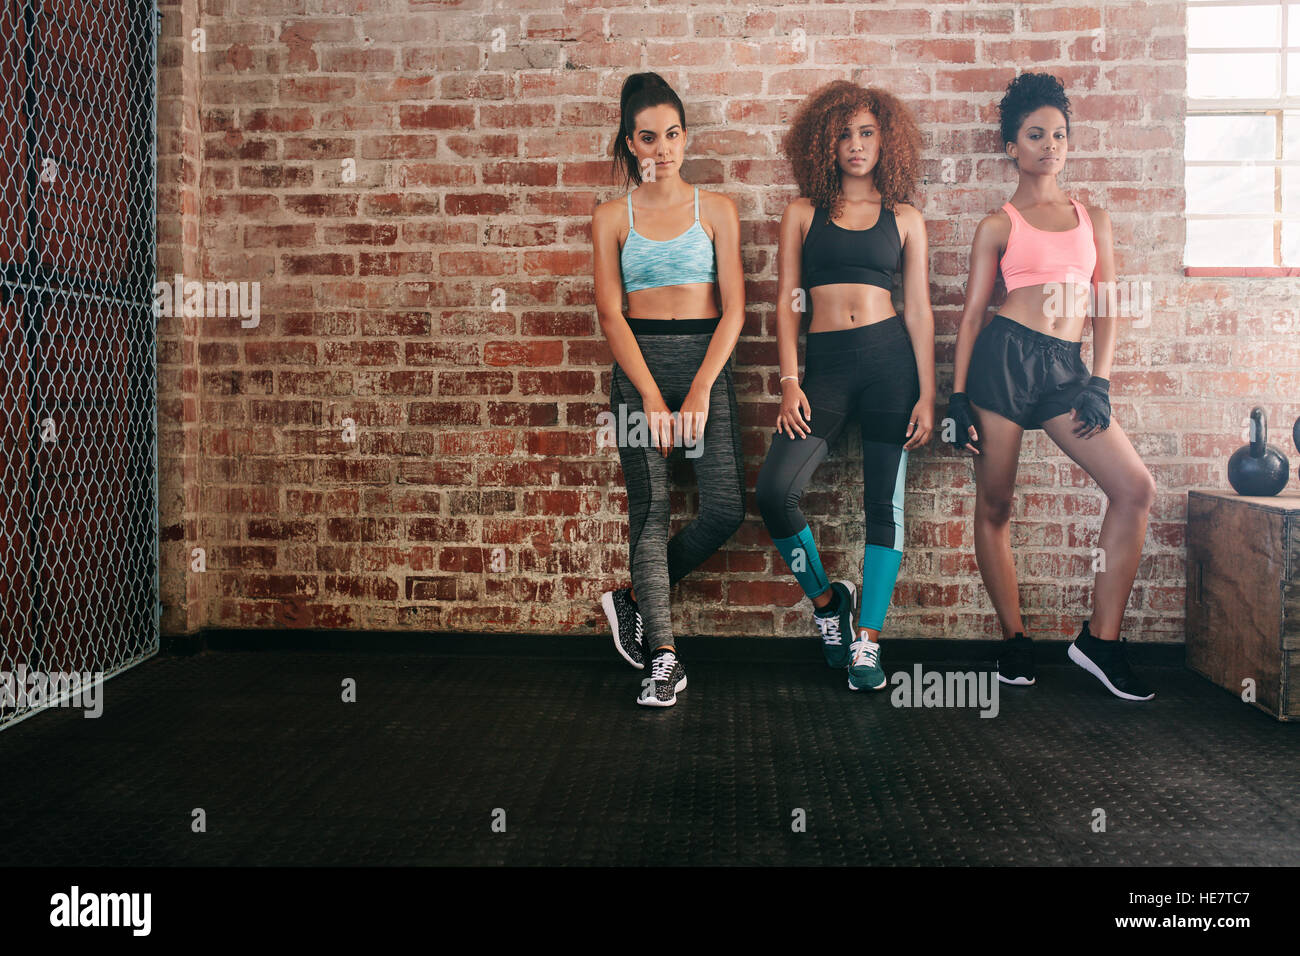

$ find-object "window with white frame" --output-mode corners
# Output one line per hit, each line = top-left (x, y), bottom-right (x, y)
(1186, 1), (1299, 267)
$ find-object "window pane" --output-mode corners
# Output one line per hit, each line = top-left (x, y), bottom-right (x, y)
(1187, 114), (1276, 160)
(1284, 221), (1299, 265)
(1287, 112), (1300, 159)
(1290, 4), (1300, 45)
(1186, 219), (1275, 265)
(1187, 165), (1277, 213)
(1284, 168), (1299, 213)
(1290, 53), (1300, 94)
(1188, 5), (1281, 47)
(1188, 53), (1280, 98)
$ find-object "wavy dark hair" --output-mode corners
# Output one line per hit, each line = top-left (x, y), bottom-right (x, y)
(998, 72), (1071, 147)
(782, 81), (921, 217)
(610, 72), (686, 189)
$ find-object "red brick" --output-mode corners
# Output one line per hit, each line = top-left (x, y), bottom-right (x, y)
(483, 340), (563, 367)
(409, 402), (482, 426)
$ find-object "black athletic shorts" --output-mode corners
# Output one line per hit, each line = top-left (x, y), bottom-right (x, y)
(966, 314), (1091, 430)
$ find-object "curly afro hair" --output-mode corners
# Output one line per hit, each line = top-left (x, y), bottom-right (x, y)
(782, 80), (922, 217)
(998, 72), (1071, 147)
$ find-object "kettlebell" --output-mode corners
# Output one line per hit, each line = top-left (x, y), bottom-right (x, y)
(1228, 407), (1289, 496)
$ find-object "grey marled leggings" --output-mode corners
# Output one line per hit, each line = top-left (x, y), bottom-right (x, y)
(609, 320), (745, 649)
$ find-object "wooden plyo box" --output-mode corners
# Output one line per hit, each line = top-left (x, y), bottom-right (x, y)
(1186, 490), (1300, 721)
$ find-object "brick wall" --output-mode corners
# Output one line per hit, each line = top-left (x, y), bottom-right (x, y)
(156, 0), (1300, 642)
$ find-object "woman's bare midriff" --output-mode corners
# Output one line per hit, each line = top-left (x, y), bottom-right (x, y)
(625, 283), (721, 320)
(998, 283), (1091, 341)
(807, 284), (896, 333)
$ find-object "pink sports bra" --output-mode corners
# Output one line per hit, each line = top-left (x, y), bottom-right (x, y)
(999, 198), (1097, 292)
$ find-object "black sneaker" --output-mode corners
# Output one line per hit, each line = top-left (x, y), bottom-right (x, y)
(996, 633), (1036, 685)
(1068, 621), (1155, 701)
(601, 588), (643, 669)
(637, 648), (687, 707)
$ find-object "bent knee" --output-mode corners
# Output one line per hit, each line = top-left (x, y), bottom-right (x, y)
(1110, 468), (1157, 512)
(756, 474), (798, 532)
(976, 494), (1015, 525)
(704, 500), (747, 540)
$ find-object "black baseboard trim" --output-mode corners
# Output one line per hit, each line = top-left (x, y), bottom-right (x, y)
(165, 628), (1186, 667)
(161, 631), (205, 656)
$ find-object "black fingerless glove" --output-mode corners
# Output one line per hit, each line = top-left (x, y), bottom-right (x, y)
(945, 392), (976, 449)
(1072, 376), (1111, 429)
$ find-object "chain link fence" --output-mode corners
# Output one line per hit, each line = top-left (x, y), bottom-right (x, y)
(0, 0), (158, 729)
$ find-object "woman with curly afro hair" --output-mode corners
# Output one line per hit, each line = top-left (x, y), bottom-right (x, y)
(755, 81), (936, 692)
(945, 71), (1157, 700)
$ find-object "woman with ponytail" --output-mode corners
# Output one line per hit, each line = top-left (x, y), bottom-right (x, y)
(593, 72), (746, 707)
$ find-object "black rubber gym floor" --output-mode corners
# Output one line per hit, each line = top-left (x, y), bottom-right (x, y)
(0, 636), (1295, 867)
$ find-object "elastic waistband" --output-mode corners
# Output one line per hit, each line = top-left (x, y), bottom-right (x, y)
(805, 314), (905, 356)
(626, 316), (720, 335)
(990, 314), (1081, 352)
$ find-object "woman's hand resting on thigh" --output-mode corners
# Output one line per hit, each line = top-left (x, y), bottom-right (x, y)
(776, 380), (812, 439)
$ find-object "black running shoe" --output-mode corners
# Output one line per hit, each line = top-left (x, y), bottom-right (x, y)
(601, 587), (643, 669)
(996, 633), (1036, 685)
(1068, 621), (1155, 701)
(637, 648), (687, 707)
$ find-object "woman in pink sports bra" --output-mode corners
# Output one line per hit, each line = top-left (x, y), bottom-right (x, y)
(946, 72), (1157, 702)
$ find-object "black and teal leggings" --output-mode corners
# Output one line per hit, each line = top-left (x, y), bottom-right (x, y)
(756, 316), (920, 632)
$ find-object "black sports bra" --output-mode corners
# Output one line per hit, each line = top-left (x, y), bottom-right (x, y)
(801, 203), (902, 291)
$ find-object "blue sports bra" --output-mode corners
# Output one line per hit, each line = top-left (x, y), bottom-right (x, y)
(619, 187), (718, 293)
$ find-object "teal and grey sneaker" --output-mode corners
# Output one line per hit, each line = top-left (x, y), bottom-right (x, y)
(813, 580), (857, 668)
(847, 635), (887, 691)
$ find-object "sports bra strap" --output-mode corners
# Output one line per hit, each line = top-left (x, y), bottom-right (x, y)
(628, 187), (701, 225)
(1004, 197), (1083, 226)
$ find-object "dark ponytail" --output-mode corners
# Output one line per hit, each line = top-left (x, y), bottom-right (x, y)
(610, 72), (686, 189)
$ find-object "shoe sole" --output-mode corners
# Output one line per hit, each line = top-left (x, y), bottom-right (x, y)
(847, 675), (887, 691)
(601, 591), (644, 670)
(821, 580), (857, 669)
(1067, 642), (1155, 700)
(636, 676), (686, 707)
(997, 673), (1036, 686)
